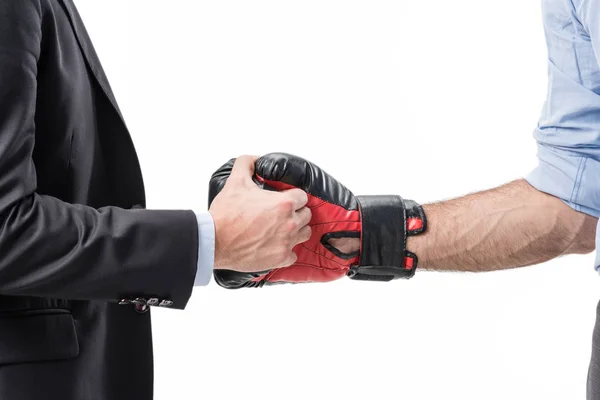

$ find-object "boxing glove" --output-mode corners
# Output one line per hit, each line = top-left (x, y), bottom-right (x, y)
(208, 153), (427, 288)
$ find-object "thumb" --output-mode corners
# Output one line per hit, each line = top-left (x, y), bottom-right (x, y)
(228, 155), (259, 185)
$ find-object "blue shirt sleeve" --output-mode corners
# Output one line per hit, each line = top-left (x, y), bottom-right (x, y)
(526, 0), (600, 270)
(192, 211), (215, 286)
(578, 0), (600, 271)
(527, 145), (600, 219)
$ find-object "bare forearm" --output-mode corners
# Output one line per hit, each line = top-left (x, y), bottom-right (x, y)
(409, 179), (597, 272)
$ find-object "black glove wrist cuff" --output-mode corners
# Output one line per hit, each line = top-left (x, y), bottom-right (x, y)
(347, 195), (427, 282)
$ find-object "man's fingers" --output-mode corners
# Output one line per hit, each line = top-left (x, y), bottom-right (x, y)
(282, 188), (308, 210)
(228, 155), (259, 185)
(295, 225), (312, 245)
(295, 206), (312, 228)
(280, 251), (298, 268)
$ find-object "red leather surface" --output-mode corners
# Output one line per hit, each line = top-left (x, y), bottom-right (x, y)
(253, 176), (361, 283)
(407, 217), (422, 232)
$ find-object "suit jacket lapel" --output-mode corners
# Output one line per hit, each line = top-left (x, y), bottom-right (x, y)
(58, 0), (147, 207)
(58, 0), (125, 122)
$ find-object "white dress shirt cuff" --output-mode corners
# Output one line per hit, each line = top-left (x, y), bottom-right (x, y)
(193, 211), (215, 286)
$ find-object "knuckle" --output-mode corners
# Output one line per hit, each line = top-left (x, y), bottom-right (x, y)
(286, 220), (298, 232)
(278, 199), (295, 214)
(280, 235), (293, 249)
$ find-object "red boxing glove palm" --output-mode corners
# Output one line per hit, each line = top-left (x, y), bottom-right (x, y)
(208, 153), (426, 288)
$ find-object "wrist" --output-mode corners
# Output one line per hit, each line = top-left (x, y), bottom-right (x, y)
(208, 210), (227, 270)
(347, 195), (427, 281)
(406, 203), (433, 269)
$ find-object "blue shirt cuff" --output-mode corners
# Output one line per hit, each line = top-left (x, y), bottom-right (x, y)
(525, 143), (600, 273)
(526, 143), (600, 218)
(193, 211), (215, 286)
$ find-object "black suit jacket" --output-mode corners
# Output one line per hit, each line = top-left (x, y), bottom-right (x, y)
(0, 1), (199, 398)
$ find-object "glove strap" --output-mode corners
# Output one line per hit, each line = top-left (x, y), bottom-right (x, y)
(348, 195), (426, 281)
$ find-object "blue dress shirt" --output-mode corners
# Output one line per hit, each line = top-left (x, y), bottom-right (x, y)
(193, 212), (215, 286)
(526, 0), (600, 271)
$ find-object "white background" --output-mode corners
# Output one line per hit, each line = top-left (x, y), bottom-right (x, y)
(75, 1), (600, 399)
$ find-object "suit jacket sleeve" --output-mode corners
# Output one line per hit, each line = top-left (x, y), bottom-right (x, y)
(0, 1), (199, 309)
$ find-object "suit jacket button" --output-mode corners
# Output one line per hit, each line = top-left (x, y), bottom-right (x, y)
(147, 298), (159, 306)
(134, 303), (149, 313)
(158, 300), (173, 307)
(132, 297), (146, 305)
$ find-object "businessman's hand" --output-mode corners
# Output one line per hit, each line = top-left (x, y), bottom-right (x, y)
(209, 155), (312, 273)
